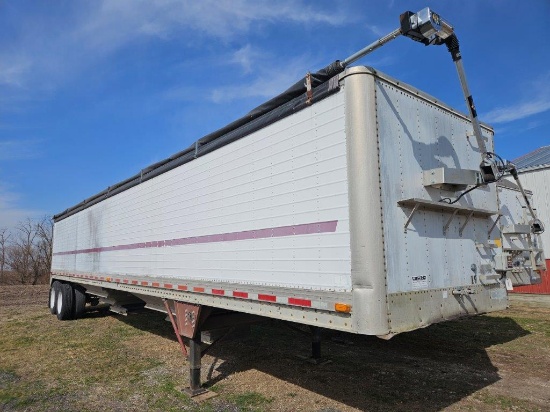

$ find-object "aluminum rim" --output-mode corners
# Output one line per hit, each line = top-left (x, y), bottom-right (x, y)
(49, 287), (56, 310)
(57, 290), (63, 314)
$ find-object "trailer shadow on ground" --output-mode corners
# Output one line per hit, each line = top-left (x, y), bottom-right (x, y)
(115, 310), (530, 412)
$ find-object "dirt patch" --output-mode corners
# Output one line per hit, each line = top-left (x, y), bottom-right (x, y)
(0, 285), (49, 307)
(1, 285), (549, 411)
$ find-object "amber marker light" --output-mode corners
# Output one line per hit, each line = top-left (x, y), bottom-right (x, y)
(335, 303), (351, 313)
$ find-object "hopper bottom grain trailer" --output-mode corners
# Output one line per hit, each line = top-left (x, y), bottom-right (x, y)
(48, 8), (545, 396)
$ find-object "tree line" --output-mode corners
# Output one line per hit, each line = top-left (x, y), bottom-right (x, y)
(0, 217), (53, 285)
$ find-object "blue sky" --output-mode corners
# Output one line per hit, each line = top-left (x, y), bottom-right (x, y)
(1, 0), (549, 229)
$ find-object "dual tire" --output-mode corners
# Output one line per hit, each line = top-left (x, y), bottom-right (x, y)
(49, 281), (87, 321)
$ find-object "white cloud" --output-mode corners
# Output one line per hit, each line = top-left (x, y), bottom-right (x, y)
(78, 0), (347, 46)
(209, 56), (313, 103)
(0, 140), (41, 161)
(484, 72), (550, 124)
(0, 0), (356, 115)
(230, 45), (265, 74)
(484, 99), (550, 124)
(0, 185), (43, 229)
(0, 57), (32, 87)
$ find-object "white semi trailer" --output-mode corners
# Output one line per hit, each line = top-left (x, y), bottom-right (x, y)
(49, 8), (545, 396)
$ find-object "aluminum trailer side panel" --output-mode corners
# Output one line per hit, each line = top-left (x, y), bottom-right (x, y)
(52, 90), (352, 293)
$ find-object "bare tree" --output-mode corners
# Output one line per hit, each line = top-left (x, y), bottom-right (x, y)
(6, 217), (53, 285)
(36, 217), (54, 282)
(0, 228), (10, 284)
(8, 219), (36, 284)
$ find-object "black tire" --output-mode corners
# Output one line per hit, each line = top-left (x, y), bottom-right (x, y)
(56, 283), (74, 321)
(49, 281), (61, 315)
(73, 286), (86, 319)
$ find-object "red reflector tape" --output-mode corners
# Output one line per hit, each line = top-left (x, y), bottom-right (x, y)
(288, 297), (311, 307)
(115, 278), (121, 283)
(177, 285), (187, 291)
(131, 280), (138, 285)
(258, 294), (276, 302)
(233, 291), (248, 298)
(193, 287), (205, 293)
(164, 283), (173, 289)
(123, 279), (129, 283)
(212, 289), (225, 295)
(141, 281), (149, 286)
(152, 282), (160, 287)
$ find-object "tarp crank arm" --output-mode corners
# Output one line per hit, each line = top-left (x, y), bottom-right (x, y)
(339, 8), (494, 180)
(341, 28), (402, 68)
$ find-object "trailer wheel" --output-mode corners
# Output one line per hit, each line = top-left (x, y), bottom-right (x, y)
(56, 283), (74, 321)
(73, 286), (86, 319)
(49, 281), (61, 315)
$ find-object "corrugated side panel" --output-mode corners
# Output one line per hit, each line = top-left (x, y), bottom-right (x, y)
(375, 79), (498, 294)
(52, 90), (351, 292)
(511, 168), (550, 294)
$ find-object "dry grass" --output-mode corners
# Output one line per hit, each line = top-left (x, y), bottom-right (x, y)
(1, 285), (549, 411)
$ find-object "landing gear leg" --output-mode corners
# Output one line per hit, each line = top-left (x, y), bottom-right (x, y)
(184, 335), (208, 397)
(297, 326), (332, 365)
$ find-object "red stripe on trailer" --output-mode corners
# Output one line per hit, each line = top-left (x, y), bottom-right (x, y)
(141, 281), (149, 286)
(233, 291), (248, 298)
(53, 220), (339, 256)
(258, 294), (276, 302)
(212, 289), (225, 295)
(193, 287), (205, 293)
(152, 282), (160, 287)
(288, 297), (312, 307)
(131, 280), (138, 285)
(177, 285), (188, 291)
(164, 283), (173, 289)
